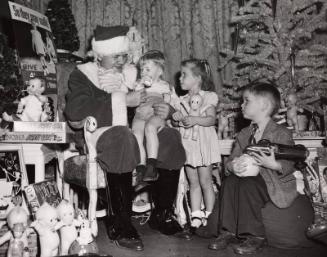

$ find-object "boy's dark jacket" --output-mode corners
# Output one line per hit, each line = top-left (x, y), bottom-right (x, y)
(227, 119), (298, 208)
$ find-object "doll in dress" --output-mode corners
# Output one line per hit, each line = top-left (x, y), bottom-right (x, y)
(2, 78), (48, 122)
(30, 203), (60, 257)
(56, 200), (82, 255)
(180, 94), (209, 140)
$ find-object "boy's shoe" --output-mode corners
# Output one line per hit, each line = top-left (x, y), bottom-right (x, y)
(115, 236), (144, 251)
(232, 235), (266, 255)
(143, 165), (159, 182)
(208, 230), (238, 250)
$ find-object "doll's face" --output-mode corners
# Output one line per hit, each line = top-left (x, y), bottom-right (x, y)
(27, 78), (45, 95)
(39, 210), (58, 229)
(59, 205), (74, 225)
(287, 94), (297, 107)
(190, 95), (202, 110)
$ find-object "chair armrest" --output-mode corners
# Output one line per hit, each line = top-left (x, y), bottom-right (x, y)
(68, 116), (98, 132)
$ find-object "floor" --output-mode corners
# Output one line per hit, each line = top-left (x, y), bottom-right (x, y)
(95, 217), (327, 257)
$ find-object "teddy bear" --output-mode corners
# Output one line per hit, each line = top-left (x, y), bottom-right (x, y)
(56, 200), (82, 255)
(180, 94), (209, 141)
(2, 78), (48, 123)
(0, 207), (33, 257)
(30, 203), (61, 257)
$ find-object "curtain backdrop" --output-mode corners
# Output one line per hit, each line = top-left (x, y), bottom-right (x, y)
(16, 0), (233, 93)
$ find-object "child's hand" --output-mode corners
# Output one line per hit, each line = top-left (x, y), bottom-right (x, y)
(172, 111), (184, 121)
(231, 157), (248, 175)
(182, 116), (197, 128)
(251, 149), (282, 171)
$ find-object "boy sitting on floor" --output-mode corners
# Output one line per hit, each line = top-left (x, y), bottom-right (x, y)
(208, 82), (297, 255)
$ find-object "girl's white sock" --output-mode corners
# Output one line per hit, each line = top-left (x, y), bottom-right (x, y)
(202, 211), (212, 226)
(191, 210), (203, 228)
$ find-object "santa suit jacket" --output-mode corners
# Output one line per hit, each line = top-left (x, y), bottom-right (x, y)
(226, 119), (298, 208)
(64, 62), (186, 174)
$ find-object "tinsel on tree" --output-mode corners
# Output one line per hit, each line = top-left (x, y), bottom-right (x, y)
(220, 0), (327, 101)
(45, 0), (80, 52)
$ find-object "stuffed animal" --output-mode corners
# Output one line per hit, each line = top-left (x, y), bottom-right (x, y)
(56, 200), (82, 255)
(180, 94), (209, 141)
(286, 93), (303, 132)
(31, 203), (60, 257)
(3, 78), (48, 122)
(232, 154), (260, 177)
(0, 207), (33, 257)
(68, 211), (98, 255)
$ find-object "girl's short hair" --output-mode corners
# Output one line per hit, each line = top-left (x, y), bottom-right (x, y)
(243, 82), (281, 116)
(181, 59), (215, 91)
(138, 50), (165, 71)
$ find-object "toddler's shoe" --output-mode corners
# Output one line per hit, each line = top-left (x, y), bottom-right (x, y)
(143, 165), (159, 182)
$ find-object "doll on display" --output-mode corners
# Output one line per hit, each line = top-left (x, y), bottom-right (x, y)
(56, 200), (81, 255)
(216, 106), (237, 139)
(30, 21), (48, 76)
(286, 93), (304, 132)
(180, 94), (209, 140)
(0, 207), (33, 257)
(30, 203), (60, 257)
(3, 77), (48, 122)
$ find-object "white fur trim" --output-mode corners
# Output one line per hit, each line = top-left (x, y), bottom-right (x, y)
(77, 62), (100, 89)
(111, 91), (127, 126)
(92, 36), (129, 56)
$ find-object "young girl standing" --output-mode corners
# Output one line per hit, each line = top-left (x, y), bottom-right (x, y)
(172, 59), (221, 228)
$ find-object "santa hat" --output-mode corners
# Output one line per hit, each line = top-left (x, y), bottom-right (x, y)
(91, 25), (130, 57)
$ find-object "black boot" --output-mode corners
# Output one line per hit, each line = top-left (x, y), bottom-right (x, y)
(105, 172), (144, 251)
(149, 168), (185, 235)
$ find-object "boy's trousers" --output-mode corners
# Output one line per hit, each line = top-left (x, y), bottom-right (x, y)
(220, 174), (270, 237)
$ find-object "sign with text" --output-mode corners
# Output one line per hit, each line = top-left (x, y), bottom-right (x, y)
(6, 1), (58, 119)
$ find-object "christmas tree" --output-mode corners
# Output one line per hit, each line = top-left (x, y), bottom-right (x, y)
(220, 0), (327, 101)
(45, 0), (80, 53)
(0, 33), (23, 117)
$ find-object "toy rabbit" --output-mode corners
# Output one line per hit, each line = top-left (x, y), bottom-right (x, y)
(68, 212), (98, 255)
(56, 200), (82, 255)
(180, 94), (209, 140)
(0, 207), (33, 257)
(30, 203), (60, 257)
(286, 93), (303, 132)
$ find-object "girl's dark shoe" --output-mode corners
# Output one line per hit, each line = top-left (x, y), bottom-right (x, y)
(232, 236), (266, 255)
(208, 230), (238, 250)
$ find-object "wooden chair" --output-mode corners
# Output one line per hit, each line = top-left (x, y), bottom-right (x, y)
(56, 63), (109, 237)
